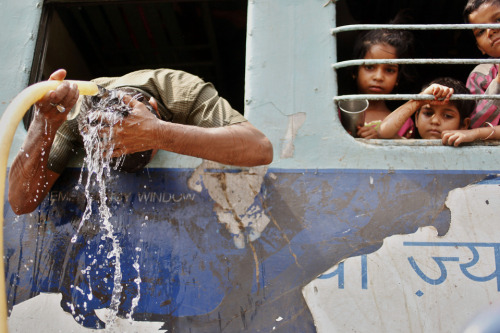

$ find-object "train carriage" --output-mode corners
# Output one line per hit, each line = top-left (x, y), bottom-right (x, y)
(1, 0), (500, 332)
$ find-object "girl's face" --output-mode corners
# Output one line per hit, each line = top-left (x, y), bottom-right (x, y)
(415, 103), (468, 139)
(356, 43), (399, 95)
(469, 2), (500, 58)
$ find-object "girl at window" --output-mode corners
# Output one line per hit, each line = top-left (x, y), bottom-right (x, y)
(351, 24), (416, 139)
(378, 77), (474, 140)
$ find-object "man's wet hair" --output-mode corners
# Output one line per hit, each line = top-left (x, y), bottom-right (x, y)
(81, 87), (156, 117)
(464, 0), (500, 23)
(79, 86), (159, 173)
(420, 77), (475, 124)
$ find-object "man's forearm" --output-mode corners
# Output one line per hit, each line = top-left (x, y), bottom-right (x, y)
(8, 118), (61, 214)
(153, 121), (273, 167)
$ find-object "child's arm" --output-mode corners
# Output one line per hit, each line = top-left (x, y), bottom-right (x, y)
(377, 100), (421, 138)
(377, 84), (453, 139)
(442, 123), (500, 146)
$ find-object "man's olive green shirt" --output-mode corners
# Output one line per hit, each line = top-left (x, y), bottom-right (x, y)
(48, 68), (246, 173)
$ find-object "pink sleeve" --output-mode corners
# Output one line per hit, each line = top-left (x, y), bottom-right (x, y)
(467, 65), (500, 128)
(397, 118), (415, 138)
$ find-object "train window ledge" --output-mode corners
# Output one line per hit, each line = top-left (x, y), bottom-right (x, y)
(356, 138), (500, 147)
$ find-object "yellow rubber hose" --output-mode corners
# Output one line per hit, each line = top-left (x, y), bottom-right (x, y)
(0, 80), (98, 333)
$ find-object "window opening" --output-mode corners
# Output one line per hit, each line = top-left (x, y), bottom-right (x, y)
(29, 0), (247, 114)
(333, 1), (500, 144)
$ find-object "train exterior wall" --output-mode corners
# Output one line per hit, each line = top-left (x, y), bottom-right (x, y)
(1, 0), (499, 332)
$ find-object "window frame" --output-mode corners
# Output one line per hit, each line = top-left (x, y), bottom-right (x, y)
(332, 22), (500, 146)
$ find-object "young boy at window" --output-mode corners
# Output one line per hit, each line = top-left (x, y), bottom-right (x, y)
(463, 0), (500, 128)
(439, 0), (500, 146)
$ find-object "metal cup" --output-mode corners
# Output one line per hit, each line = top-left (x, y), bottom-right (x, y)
(338, 99), (369, 137)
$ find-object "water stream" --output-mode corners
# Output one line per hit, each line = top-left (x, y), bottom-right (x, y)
(72, 87), (143, 328)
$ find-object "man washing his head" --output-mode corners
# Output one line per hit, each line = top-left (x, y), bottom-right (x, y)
(8, 68), (273, 215)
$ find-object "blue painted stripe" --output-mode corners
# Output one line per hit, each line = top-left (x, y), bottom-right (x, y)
(134, 167), (499, 176)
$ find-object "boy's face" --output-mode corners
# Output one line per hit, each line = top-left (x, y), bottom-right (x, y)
(415, 104), (468, 139)
(469, 2), (500, 58)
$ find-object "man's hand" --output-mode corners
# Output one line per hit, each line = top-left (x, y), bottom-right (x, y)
(95, 93), (273, 167)
(35, 69), (79, 127)
(9, 69), (79, 215)
(96, 95), (160, 157)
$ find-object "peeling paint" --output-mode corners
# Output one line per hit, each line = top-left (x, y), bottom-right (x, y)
(303, 181), (500, 332)
(9, 293), (167, 332)
(2, 168), (490, 331)
(280, 112), (306, 159)
(188, 161), (269, 249)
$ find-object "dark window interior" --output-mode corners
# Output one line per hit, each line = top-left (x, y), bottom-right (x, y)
(336, 0), (481, 101)
(32, 1), (479, 118)
(31, 0), (247, 114)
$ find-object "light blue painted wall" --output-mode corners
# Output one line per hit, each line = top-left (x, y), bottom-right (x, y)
(245, 0), (500, 172)
(0, 0), (42, 165)
(1, 0), (499, 172)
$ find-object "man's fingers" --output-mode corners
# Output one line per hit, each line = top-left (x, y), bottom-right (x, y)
(53, 81), (71, 101)
(46, 81), (77, 108)
(97, 126), (111, 138)
(122, 94), (147, 111)
(60, 82), (79, 107)
(48, 69), (67, 81)
(122, 94), (136, 106)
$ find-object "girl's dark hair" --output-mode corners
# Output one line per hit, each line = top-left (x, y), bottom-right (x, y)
(420, 77), (475, 123)
(464, 0), (500, 23)
(353, 30), (414, 61)
(352, 12), (416, 89)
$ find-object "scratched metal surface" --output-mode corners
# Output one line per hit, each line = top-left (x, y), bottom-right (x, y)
(3, 168), (489, 331)
(303, 176), (500, 332)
